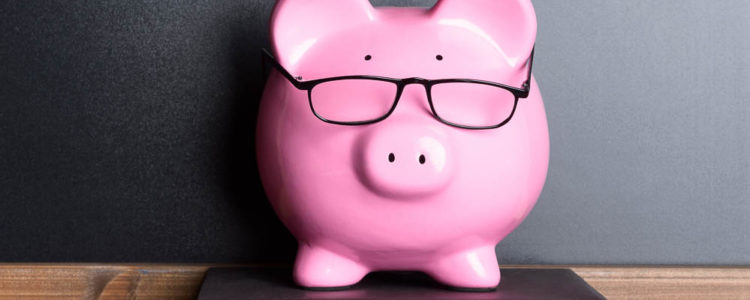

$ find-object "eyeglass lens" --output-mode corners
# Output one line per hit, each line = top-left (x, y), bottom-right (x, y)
(430, 82), (516, 128)
(310, 79), (398, 123)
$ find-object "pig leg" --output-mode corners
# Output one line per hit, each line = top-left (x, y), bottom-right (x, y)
(425, 245), (500, 290)
(293, 244), (369, 289)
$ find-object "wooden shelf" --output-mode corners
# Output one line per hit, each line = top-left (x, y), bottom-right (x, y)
(572, 266), (750, 300)
(0, 264), (208, 300)
(0, 264), (748, 299)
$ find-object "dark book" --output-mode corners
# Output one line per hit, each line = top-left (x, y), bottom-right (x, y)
(197, 267), (605, 300)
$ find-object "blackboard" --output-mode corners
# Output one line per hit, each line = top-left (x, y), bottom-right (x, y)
(1, 0), (748, 264)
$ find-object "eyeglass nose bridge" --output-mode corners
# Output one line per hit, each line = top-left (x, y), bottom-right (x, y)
(401, 77), (430, 86)
(395, 77), (432, 99)
(382, 77), (432, 123)
(391, 77), (432, 108)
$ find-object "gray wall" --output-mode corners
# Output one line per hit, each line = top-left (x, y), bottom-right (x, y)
(1, 0), (747, 264)
(501, 0), (750, 265)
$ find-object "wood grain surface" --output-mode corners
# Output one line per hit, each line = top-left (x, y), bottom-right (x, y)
(0, 264), (748, 299)
(573, 266), (750, 300)
(0, 264), (208, 300)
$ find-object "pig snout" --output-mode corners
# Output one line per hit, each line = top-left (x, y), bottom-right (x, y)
(355, 122), (455, 199)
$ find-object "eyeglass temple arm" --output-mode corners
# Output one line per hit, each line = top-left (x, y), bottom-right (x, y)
(520, 46), (535, 98)
(261, 48), (305, 89)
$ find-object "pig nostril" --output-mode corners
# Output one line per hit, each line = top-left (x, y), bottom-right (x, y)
(388, 153), (395, 163)
(419, 154), (426, 165)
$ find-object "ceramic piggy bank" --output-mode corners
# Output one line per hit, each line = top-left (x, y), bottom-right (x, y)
(256, 0), (548, 290)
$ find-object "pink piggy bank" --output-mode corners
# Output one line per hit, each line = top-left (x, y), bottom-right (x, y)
(256, 0), (549, 291)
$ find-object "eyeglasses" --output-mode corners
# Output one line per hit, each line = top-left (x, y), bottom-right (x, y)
(261, 48), (534, 130)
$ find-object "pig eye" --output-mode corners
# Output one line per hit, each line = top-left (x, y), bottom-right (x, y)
(419, 154), (426, 164)
(436, 55), (443, 61)
(388, 153), (395, 163)
(365, 55), (372, 61)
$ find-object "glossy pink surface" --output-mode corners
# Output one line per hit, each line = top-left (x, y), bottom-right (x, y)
(256, 0), (548, 290)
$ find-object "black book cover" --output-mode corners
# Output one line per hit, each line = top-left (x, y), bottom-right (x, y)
(197, 267), (605, 300)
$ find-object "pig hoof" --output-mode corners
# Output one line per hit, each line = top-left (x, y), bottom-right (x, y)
(293, 244), (369, 289)
(426, 245), (500, 290)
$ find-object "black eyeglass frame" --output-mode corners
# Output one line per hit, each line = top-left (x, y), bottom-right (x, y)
(261, 47), (535, 130)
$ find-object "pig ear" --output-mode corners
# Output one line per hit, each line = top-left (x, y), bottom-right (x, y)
(430, 0), (537, 68)
(270, 0), (375, 68)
